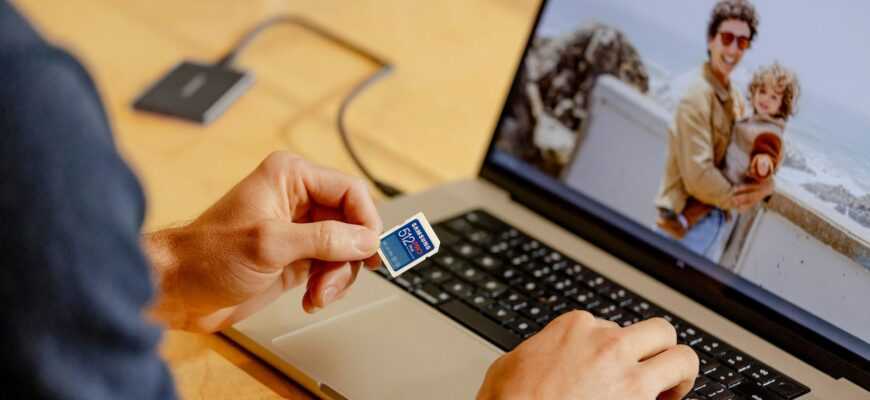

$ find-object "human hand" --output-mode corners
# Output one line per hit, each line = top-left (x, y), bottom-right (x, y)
(477, 311), (698, 400)
(751, 154), (773, 179)
(731, 178), (775, 213)
(145, 152), (383, 333)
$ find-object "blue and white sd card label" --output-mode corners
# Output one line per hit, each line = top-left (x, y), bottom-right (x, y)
(378, 212), (440, 277)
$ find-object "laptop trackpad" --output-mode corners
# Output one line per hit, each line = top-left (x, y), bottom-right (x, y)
(271, 297), (501, 400)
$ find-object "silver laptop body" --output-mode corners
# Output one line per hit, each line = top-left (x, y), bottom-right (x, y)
(226, 1), (870, 398)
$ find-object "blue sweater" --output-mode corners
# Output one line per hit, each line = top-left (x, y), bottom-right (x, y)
(0, 2), (175, 398)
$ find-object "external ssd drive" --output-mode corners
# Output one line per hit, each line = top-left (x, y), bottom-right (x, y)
(132, 61), (253, 124)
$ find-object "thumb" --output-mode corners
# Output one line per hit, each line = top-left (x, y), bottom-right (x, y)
(287, 220), (379, 262)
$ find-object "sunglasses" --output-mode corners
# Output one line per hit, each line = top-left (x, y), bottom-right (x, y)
(719, 31), (751, 50)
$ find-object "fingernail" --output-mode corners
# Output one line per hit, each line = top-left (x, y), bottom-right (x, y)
(309, 306), (321, 314)
(323, 286), (338, 305)
(354, 228), (377, 254)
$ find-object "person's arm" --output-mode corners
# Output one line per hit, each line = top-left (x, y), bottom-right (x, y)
(143, 152), (383, 333)
(673, 94), (735, 209)
(748, 133), (783, 180)
(0, 41), (175, 399)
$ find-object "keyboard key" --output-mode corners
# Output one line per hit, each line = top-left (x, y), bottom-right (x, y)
(699, 353), (721, 375)
(561, 262), (585, 277)
(678, 325), (703, 346)
(709, 366), (745, 388)
(584, 274), (607, 290)
(507, 318), (539, 337)
(459, 265), (486, 284)
(593, 281), (617, 297)
(548, 276), (577, 295)
(693, 375), (713, 391)
(720, 351), (753, 373)
(499, 291), (529, 311)
(743, 364), (779, 387)
(520, 239), (542, 252)
(541, 273), (560, 286)
(433, 225), (460, 247)
(467, 231), (494, 248)
(593, 303), (621, 320)
(501, 268), (523, 284)
(477, 278), (508, 297)
(488, 241), (510, 255)
(438, 300), (521, 351)
(549, 259), (570, 272)
(516, 278), (544, 297)
(699, 339), (730, 358)
(528, 264), (553, 279)
(732, 383), (786, 400)
(695, 382), (728, 398)
(528, 247), (549, 260)
(415, 283), (451, 305)
(394, 276), (413, 290)
(541, 250), (563, 264)
(520, 302), (551, 323)
(574, 290), (601, 309)
(464, 210), (509, 233)
(443, 280), (474, 299)
(474, 255), (503, 271)
(469, 293), (494, 310)
(443, 262), (474, 281)
(452, 241), (482, 258)
(629, 301), (658, 319)
(445, 218), (475, 234)
(484, 305), (517, 324)
(604, 287), (635, 307)
(502, 243), (522, 257)
(657, 312), (683, 330)
(421, 266), (451, 284)
(710, 389), (736, 400)
(767, 378), (810, 399)
(499, 228), (521, 240)
(433, 252), (458, 269)
(536, 292), (562, 307)
(611, 312), (640, 327)
(509, 253), (532, 267)
(405, 271), (424, 286)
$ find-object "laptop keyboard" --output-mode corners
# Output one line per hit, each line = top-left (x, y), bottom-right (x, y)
(375, 209), (811, 400)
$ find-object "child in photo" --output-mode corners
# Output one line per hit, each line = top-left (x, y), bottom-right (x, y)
(658, 63), (800, 238)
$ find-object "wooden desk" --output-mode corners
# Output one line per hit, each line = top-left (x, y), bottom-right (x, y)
(13, 0), (538, 398)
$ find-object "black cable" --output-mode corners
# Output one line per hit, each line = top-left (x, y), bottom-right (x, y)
(336, 66), (403, 197)
(217, 15), (404, 197)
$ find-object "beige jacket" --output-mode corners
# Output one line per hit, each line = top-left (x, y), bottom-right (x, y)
(655, 63), (745, 213)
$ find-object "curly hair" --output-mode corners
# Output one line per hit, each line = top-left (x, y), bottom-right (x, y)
(748, 62), (800, 120)
(707, 0), (760, 41)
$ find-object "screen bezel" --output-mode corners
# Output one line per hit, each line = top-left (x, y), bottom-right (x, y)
(479, 0), (869, 387)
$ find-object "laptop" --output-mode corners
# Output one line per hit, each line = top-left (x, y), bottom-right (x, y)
(225, 1), (870, 398)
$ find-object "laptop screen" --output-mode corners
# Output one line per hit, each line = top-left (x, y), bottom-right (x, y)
(485, 0), (869, 360)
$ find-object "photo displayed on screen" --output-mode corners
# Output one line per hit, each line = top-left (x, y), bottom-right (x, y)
(494, 0), (870, 343)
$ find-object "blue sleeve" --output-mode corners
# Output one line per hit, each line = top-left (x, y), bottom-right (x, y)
(0, 2), (176, 399)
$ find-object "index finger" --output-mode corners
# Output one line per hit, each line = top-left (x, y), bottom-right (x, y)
(300, 162), (383, 234)
(619, 317), (677, 361)
(637, 344), (698, 399)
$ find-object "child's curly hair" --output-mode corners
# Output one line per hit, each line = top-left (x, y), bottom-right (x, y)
(748, 62), (800, 120)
